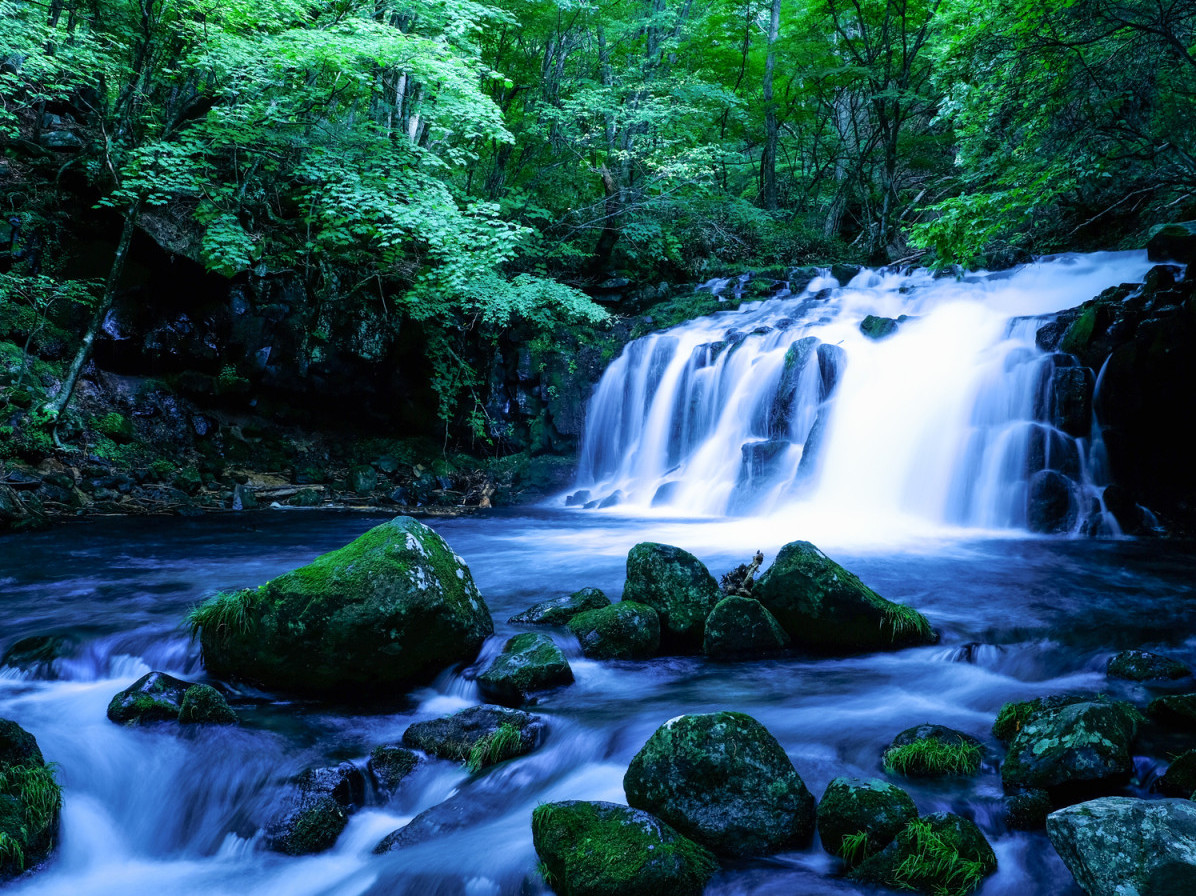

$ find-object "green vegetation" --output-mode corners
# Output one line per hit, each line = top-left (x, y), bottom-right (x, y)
(186, 589), (260, 642)
(838, 830), (871, 866)
(466, 722), (523, 773)
(883, 739), (982, 778)
(892, 818), (989, 896)
(880, 601), (935, 644)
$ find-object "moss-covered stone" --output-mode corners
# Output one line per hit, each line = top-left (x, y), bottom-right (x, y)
(622, 543), (721, 652)
(532, 800), (717, 896)
(286, 487), (322, 507)
(0, 635), (74, 674)
(108, 671), (234, 725)
(1001, 699), (1142, 797)
(476, 632), (573, 705)
(702, 595), (790, 658)
(754, 541), (935, 652)
(1149, 693), (1196, 731)
(1158, 749), (1196, 798)
(1107, 649), (1190, 682)
(883, 725), (983, 778)
(402, 705), (545, 771)
(367, 745), (420, 795)
(850, 813), (997, 896)
(193, 516), (494, 696)
(508, 587), (611, 625)
(0, 719), (62, 881)
(568, 602), (660, 660)
(177, 683), (237, 724)
(264, 763), (365, 856)
(992, 694), (1088, 743)
(624, 711), (815, 857)
(817, 777), (917, 866)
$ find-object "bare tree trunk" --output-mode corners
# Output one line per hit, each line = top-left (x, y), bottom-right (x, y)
(761, 0), (782, 210)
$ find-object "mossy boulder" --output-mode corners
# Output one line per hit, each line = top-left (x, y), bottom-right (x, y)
(1149, 693), (1196, 731)
(1047, 797), (1196, 896)
(347, 464), (378, 494)
(993, 694), (1088, 743)
(1001, 699), (1142, 798)
(702, 596), (790, 658)
(0, 719), (62, 881)
(1107, 649), (1190, 682)
(624, 711), (815, 857)
(508, 587), (611, 625)
(621, 543), (721, 652)
(1158, 749), (1196, 798)
(531, 800), (717, 896)
(402, 705), (545, 771)
(107, 671), (236, 725)
(850, 813), (997, 896)
(817, 777), (917, 866)
(753, 541), (935, 652)
(476, 632), (573, 706)
(193, 517), (494, 697)
(366, 744), (420, 795)
(286, 488), (322, 507)
(1, 634), (75, 676)
(883, 725), (983, 778)
(568, 602), (660, 660)
(264, 763), (365, 855)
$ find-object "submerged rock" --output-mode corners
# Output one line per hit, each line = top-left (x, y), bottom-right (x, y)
(1047, 797), (1196, 896)
(264, 763), (365, 856)
(622, 543), (721, 652)
(883, 724), (983, 778)
(753, 541), (935, 651)
(0, 634), (75, 677)
(193, 516), (494, 697)
(817, 777), (917, 866)
(624, 711), (815, 857)
(850, 813), (997, 895)
(402, 705), (545, 771)
(1107, 649), (1191, 682)
(508, 587), (610, 625)
(701, 596), (790, 658)
(568, 602), (660, 660)
(1027, 470), (1078, 534)
(476, 632), (573, 705)
(532, 800), (717, 896)
(0, 719), (62, 881)
(107, 671), (236, 725)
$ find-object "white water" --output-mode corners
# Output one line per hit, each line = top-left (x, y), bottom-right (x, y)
(572, 252), (1156, 538)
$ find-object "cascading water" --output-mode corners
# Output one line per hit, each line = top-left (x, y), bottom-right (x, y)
(571, 251), (1157, 535)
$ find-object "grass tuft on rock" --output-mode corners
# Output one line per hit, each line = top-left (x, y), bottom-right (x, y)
(892, 818), (988, 896)
(880, 601), (934, 643)
(186, 589), (260, 641)
(838, 830), (871, 865)
(883, 738), (982, 777)
(466, 722), (523, 773)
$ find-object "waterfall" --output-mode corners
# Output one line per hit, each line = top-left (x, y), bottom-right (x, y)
(570, 251), (1156, 534)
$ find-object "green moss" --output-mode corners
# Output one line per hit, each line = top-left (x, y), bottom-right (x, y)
(466, 722), (523, 773)
(1060, 306), (1097, 355)
(878, 600), (934, 643)
(883, 739), (982, 777)
(186, 589), (260, 642)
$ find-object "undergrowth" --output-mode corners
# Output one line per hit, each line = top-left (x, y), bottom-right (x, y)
(883, 738), (982, 777)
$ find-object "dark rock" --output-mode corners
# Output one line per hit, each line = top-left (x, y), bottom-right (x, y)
(476, 632), (573, 705)
(194, 517), (494, 696)
(622, 543), (721, 652)
(1051, 367), (1095, 437)
(347, 465), (377, 494)
(286, 488), (322, 507)
(624, 711), (815, 857)
(374, 789), (508, 853)
(596, 491), (623, 509)
(702, 596), (790, 658)
(402, 705), (545, 771)
(1148, 693), (1196, 731)
(1146, 222), (1196, 264)
(107, 671), (236, 725)
(817, 777), (917, 866)
(882, 724), (983, 778)
(508, 587), (610, 625)
(567, 602), (660, 660)
(1, 634), (75, 674)
(367, 745), (420, 795)
(831, 264), (861, 284)
(1107, 649), (1190, 682)
(993, 694), (1089, 743)
(860, 315), (900, 340)
(768, 337), (819, 436)
(1047, 797), (1196, 896)
(264, 763), (365, 855)
(737, 440), (791, 486)
(1158, 749), (1196, 798)
(850, 813), (997, 895)
(816, 343), (847, 400)
(565, 490), (591, 507)
(1005, 788), (1053, 830)
(1027, 470), (1077, 533)
(531, 801), (717, 896)
(754, 541), (935, 651)
(651, 481), (683, 506)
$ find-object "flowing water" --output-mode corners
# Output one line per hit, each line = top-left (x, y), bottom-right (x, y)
(1, 251), (1192, 895)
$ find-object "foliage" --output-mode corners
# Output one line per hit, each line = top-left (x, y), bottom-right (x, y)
(883, 738), (982, 777)
(892, 818), (988, 896)
(838, 829), (871, 865)
(187, 589), (260, 641)
(466, 722), (523, 772)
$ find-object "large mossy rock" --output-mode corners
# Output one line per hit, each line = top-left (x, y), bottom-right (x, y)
(0, 719), (62, 881)
(366, 745), (420, 796)
(402, 705), (545, 771)
(623, 711), (815, 857)
(1107, 649), (1190, 682)
(622, 543), (722, 652)
(476, 632), (573, 705)
(850, 813), (997, 896)
(817, 777), (917, 866)
(107, 671), (236, 725)
(753, 541), (935, 652)
(194, 517), (494, 696)
(508, 587), (610, 625)
(1149, 693), (1196, 731)
(1001, 699), (1142, 799)
(883, 725), (983, 778)
(568, 602), (660, 660)
(532, 800), (717, 896)
(264, 763), (365, 855)
(702, 595), (790, 658)
(1047, 797), (1196, 896)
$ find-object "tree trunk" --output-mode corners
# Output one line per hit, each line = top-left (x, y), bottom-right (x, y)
(761, 0), (782, 210)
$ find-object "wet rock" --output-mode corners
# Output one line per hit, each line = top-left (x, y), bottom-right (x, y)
(1146, 221), (1196, 264)
(476, 632), (573, 706)
(367, 745), (420, 795)
(1158, 749), (1196, 798)
(0, 719), (61, 881)
(622, 543), (722, 652)
(1047, 797), (1196, 896)
(850, 813), (997, 895)
(1107, 649), (1191, 682)
(701, 596), (790, 658)
(531, 800), (717, 896)
(860, 315), (910, 340)
(768, 337), (819, 436)
(264, 763), (365, 855)
(402, 705), (545, 771)
(831, 264), (861, 284)
(1, 634), (75, 675)
(375, 789), (508, 853)
(817, 777), (917, 866)
(1001, 698), (1141, 799)
(194, 517), (493, 696)
(1027, 470), (1078, 533)
(624, 711), (815, 857)
(1148, 693), (1196, 731)
(1051, 367), (1095, 438)
(993, 694), (1089, 743)
(883, 724), (983, 778)
(754, 541), (935, 652)
(737, 440), (791, 488)
(1005, 788), (1053, 830)
(107, 671), (236, 725)
(816, 343), (847, 400)
(567, 602), (660, 660)
(508, 587), (611, 625)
